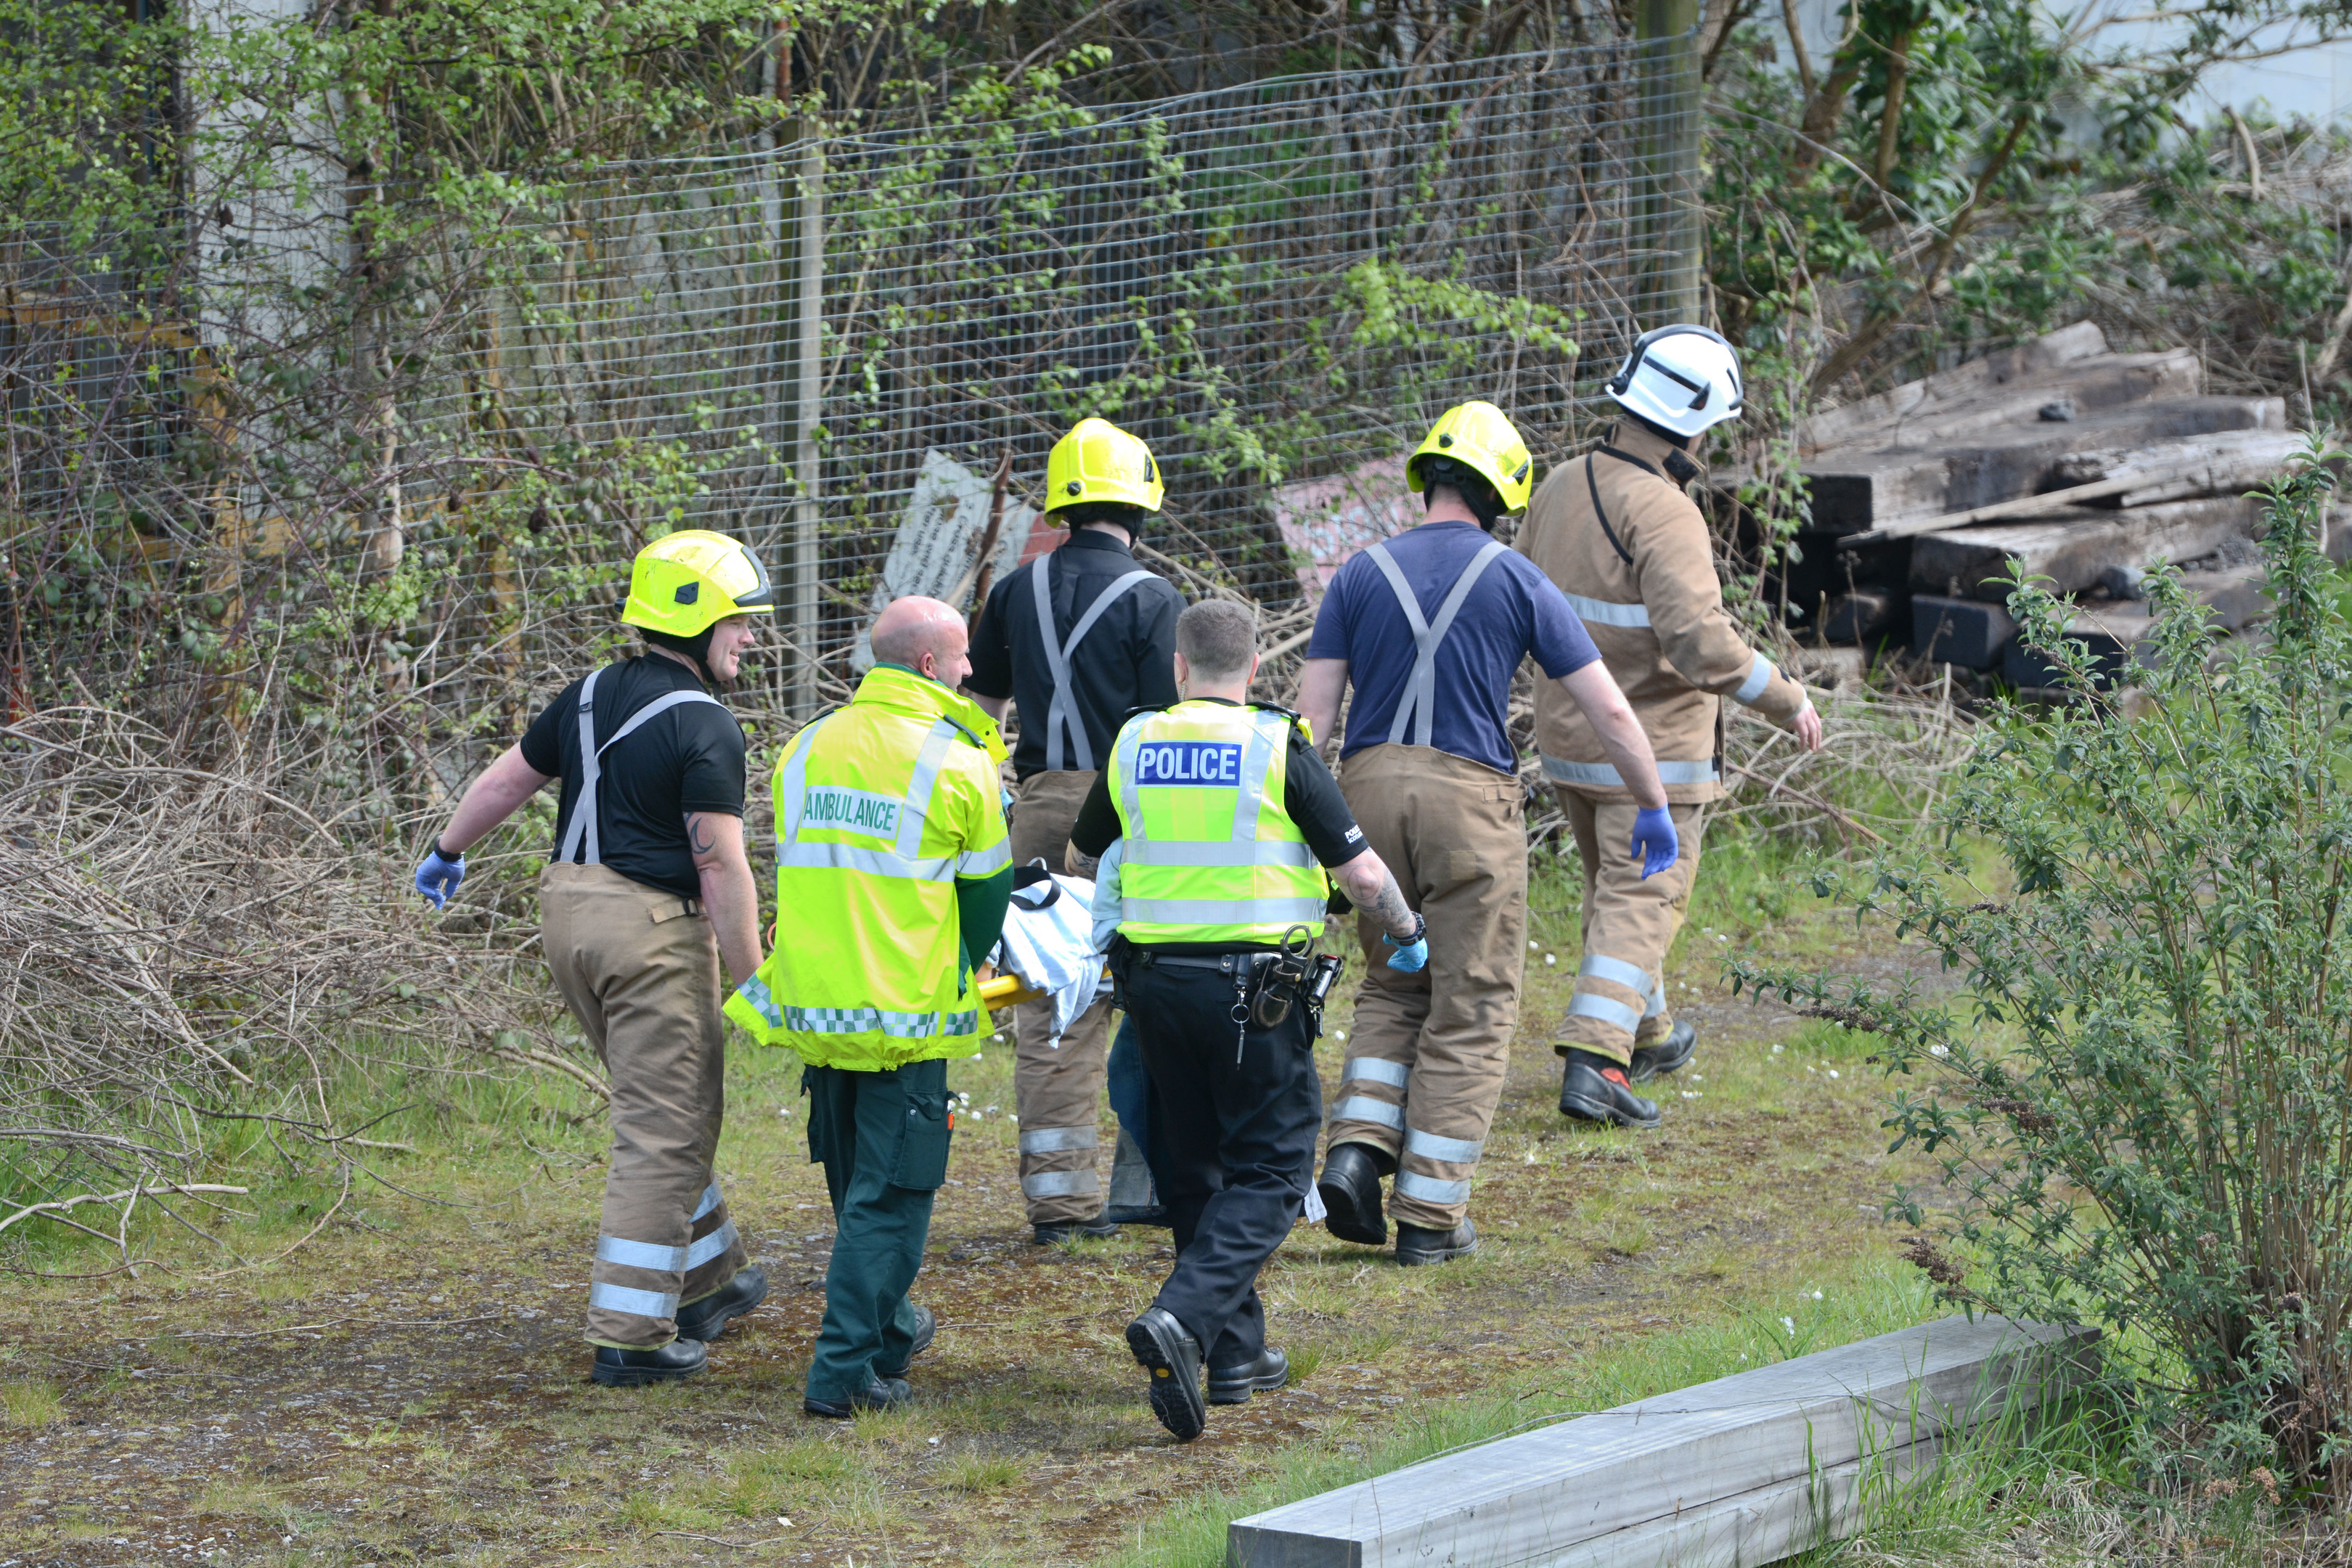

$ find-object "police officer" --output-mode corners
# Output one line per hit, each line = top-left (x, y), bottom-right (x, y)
(725, 595), (1013, 1417)
(1068, 600), (1425, 1441)
(1515, 327), (1824, 1128)
(415, 531), (771, 1387)
(1297, 403), (1673, 1265)
(967, 417), (1183, 1241)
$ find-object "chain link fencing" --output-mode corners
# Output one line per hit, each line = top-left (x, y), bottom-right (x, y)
(4, 36), (1697, 751)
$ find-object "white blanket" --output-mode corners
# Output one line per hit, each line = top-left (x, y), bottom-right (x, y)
(992, 873), (1110, 1045)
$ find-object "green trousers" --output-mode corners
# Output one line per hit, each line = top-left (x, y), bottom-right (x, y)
(803, 1058), (952, 1400)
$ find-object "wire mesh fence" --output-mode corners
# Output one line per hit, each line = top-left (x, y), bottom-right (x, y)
(1, 37), (1699, 787)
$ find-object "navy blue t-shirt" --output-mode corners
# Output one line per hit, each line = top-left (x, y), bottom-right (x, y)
(1307, 518), (1600, 776)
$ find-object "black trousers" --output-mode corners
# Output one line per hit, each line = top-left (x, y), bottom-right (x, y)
(1123, 950), (1323, 1371)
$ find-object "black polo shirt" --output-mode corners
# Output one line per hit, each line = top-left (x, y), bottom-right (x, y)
(518, 654), (747, 899)
(965, 527), (1184, 779)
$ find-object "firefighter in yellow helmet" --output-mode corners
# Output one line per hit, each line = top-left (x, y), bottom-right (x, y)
(1297, 403), (1672, 1265)
(416, 529), (773, 1386)
(965, 417), (1184, 1243)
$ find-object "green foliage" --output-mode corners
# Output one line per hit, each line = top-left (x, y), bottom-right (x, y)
(1732, 449), (2352, 1498)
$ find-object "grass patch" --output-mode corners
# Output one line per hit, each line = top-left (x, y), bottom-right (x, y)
(1, 1377), (62, 1427)
(943, 1452), (1023, 1493)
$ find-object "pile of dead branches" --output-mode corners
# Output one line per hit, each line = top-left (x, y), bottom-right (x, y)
(0, 708), (586, 1270)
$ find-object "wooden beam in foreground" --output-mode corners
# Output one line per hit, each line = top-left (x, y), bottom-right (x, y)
(1226, 1315), (2099, 1568)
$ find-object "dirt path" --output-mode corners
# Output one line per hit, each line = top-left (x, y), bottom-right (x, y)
(0, 891), (1943, 1567)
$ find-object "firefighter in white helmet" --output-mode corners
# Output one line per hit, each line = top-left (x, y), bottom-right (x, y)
(1515, 327), (1825, 1129)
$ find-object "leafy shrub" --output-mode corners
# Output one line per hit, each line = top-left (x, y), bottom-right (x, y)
(1734, 446), (2352, 1499)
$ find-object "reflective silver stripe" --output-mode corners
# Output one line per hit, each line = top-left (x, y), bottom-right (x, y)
(1364, 538), (1510, 747)
(1562, 591), (1651, 628)
(1021, 1169), (1101, 1199)
(597, 1236), (687, 1273)
(1578, 953), (1656, 997)
(1332, 1095), (1404, 1128)
(779, 840), (957, 881)
(1569, 991), (1643, 1034)
(958, 838), (1013, 877)
(588, 1282), (679, 1319)
(685, 1221), (738, 1270)
(1121, 897), (1328, 925)
(1394, 1171), (1471, 1205)
(1734, 651), (1776, 706)
(894, 719), (963, 860)
(1542, 756), (1719, 788)
(782, 1005), (980, 1037)
(692, 1183), (724, 1222)
(1034, 555), (1156, 771)
(1122, 839), (1315, 869)
(776, 714), (965, 882)
(1018, 1125), (1099, 1155)
(558, 668), (728, 867)
(1405, 1127), (1484, 1164)
(1643, 988), (1666, 1019)
(1342, 1058), (1410, 1087)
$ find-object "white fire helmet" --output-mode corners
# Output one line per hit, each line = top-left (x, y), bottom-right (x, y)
(1605, 324), (1744, 438)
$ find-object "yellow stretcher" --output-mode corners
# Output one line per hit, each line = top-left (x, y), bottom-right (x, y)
(977, 971), (1048, 1011)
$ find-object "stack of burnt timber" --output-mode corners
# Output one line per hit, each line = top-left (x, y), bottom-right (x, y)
(1754, 322), (2340, 689)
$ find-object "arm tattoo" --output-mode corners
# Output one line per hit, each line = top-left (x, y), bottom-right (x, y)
(686, 812), (717, 857)
(1066, 848), (1101, 878)
(1364, 870), (1417, 939)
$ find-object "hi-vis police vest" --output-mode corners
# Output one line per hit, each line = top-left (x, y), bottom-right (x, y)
(1107, 701), (1329, 947)
(724, 665), (1012, 1071)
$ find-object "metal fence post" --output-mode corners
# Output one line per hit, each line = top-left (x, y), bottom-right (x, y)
(1637, 0), (1703, 327)
(782, 123), (824, 718)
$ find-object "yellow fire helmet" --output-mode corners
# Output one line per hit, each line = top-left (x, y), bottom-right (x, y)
(619, 529), (777, 638)
(1044, 417), (1165, 518)
(1405, 401), (1535, 516)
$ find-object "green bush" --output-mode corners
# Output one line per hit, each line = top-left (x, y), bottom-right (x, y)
(1734, 446), (2352, 1500)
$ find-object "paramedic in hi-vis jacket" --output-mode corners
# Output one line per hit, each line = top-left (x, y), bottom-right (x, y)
(1516, 326), (1824, 1130)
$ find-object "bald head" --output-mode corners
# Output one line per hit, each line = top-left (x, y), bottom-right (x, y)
(872, 596), (973, 688)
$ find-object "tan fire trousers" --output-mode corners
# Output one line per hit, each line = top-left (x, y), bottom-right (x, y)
(1552, 791), (1704, 1067)
(1008, 769), (1114, 1225)
(540, 863), (749, 1349)
(1326, 745), (1528, 1232)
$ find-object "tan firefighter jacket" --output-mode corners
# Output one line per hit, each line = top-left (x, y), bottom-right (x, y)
(1515, 421), (1808, 804)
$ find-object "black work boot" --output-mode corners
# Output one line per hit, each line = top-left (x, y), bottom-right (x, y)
(1396, 1218), (1479, 1267)
(876, 1302), (935, 1379)
(1628, 1020), (1696, 1084)
(674, 1265), (769, 1343)
(591, 1338), (709, 1388)
(1033, 1212), (1122, 1245)
(1559, 1050), (1663, 1128)
(1208, 1347), (1291, 1405)
(803, 1376), (912, 1419)
(1316, 1142), (1391, 1246)
(1126, 1307), (1206, 1441)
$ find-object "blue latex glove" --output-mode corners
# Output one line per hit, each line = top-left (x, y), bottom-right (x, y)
(1383, 920), (1430, 973)
(1630, 807), (1679, 881)
(414, 846), (466, 910)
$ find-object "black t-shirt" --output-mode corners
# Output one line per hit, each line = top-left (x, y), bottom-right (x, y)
(965, 528), (1184, 779)
(519, 655), (748, 900)
(1070, 701), (1366, 868)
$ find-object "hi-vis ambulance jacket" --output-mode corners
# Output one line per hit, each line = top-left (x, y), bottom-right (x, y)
(1515, 421), (1810, 804)
(725, 664), (1012, 1069)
